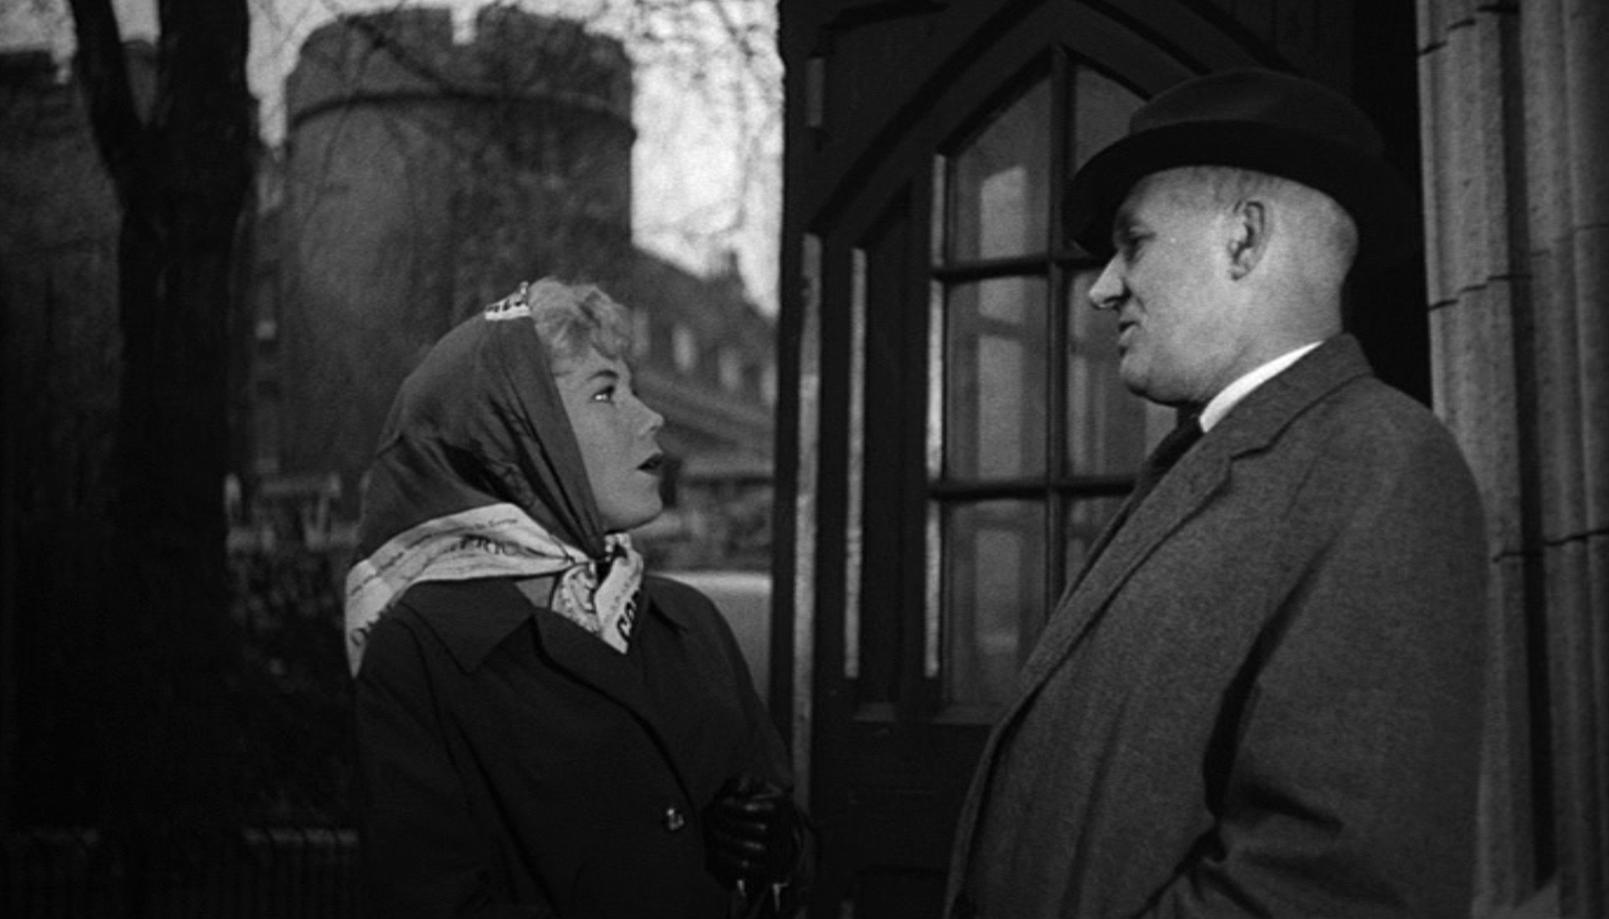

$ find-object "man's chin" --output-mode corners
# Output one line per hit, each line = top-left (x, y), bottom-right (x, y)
(1118, 364), (1150, 399)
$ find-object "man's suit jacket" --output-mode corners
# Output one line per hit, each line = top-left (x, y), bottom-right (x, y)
(946, 336), (1487, 919)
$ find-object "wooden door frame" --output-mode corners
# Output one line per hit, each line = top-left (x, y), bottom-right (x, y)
(769, 2), (1429, 915)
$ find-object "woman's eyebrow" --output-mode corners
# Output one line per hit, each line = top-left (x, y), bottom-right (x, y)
(560, 366), (618, 383)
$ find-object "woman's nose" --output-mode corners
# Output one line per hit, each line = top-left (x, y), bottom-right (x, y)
(1088, 258), (1125, 310)
(640, 401), (665, 436)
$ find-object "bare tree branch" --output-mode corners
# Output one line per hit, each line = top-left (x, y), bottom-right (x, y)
(66, 0), (146, 196)
(156, 0), (254, 236)
(60, 0), (256, 837)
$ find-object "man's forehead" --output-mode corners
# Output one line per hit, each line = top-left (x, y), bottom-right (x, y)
(1115, 169), (1213, 223)
(1111, 179), (1166, 231)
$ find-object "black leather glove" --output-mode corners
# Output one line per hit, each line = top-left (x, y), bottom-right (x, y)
(703, 773), (801, 892)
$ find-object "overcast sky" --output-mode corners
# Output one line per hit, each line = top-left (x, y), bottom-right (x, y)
(1, 0), (782, 313)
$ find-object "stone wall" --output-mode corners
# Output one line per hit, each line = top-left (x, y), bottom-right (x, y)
(1419, 2), (1609, 916)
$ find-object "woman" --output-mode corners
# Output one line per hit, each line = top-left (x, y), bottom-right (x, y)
(347, 278), (805, 918)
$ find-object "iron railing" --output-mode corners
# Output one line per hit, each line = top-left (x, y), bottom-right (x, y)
(1, 825), (361, 918)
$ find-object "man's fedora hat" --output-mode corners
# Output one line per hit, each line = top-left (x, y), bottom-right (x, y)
(1064, 68), (1415, 272)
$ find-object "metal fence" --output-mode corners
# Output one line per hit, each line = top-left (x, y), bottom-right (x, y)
(1, 826), (361, 918)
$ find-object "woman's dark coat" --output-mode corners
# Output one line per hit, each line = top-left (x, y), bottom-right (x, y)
(357, 574), (789, 918)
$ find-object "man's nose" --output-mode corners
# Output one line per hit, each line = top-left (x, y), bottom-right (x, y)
(1087, 258), (1124, 310)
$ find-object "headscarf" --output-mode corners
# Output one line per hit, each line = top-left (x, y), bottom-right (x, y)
(343, 284), (645, 675)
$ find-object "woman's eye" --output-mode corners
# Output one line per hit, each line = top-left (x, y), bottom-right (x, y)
(591, 386), (616, 403)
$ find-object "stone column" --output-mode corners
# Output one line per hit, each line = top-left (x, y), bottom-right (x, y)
(1418, 1), (1609, 916)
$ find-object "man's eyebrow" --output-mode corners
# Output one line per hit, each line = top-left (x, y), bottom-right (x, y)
(1110, 210), (1139, 241)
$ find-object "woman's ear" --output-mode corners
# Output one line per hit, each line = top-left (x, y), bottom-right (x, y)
(1226, 199), (1268, 280)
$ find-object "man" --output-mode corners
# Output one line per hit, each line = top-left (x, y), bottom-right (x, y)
(945, 69), (1487, 918)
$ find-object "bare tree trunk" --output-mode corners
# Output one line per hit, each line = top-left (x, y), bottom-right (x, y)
(67, 0), (252, 873)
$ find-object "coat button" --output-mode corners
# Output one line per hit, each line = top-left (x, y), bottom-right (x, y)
(663, 805), (686, 832)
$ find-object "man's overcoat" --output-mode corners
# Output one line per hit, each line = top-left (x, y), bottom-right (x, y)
(946, 336), (1487, 918)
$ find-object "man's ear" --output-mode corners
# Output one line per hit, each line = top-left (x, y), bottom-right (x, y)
(1226, 199), (1267, 280)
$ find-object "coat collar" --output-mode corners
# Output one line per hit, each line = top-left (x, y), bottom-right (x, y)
(407, 577), (690, 674)
(1197, 333), (1372, 461)
(401, 576), (707, 810)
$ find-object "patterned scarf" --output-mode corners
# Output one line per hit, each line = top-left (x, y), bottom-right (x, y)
(343, 285), (644, 675)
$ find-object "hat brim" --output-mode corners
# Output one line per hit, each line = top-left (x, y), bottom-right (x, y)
(1064, 120), (1418, 273)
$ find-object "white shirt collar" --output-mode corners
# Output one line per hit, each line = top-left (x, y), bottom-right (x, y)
(1199, 340), (1324, 432)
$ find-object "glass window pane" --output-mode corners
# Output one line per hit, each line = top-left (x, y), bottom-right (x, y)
(1062, 495), (1129, 581)
(1063, 270), (1173, 476)
(1068, 65), (1143, 172)
(945, 277), (1048, 480)
(951, 80), (1051, 261)
(944, 499), (1046, 705)
(1065, 67), (1143, 259)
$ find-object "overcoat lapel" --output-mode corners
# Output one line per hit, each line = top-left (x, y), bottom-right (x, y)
(530, 599), (702, 805)
(1016, 337), (1372, 699)
(947, 437), (1230, 882)
(1015, 449), (1230, 697)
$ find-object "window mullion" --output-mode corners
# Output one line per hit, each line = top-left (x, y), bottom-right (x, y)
(1045, 47), (1074, 614)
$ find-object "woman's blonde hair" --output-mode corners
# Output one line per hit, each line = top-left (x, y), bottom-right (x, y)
(519, 277), (634, 364)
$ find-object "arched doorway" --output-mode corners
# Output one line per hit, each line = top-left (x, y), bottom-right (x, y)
(774, 4), (1424, 915)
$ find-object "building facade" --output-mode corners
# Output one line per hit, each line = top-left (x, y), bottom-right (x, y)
(771, 2), (1606, 917)
(257, 6), (775, 565)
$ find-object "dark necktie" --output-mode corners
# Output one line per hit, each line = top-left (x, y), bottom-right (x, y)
(1066, 414), (1203, 588)
(1129, 414), (1204, 509)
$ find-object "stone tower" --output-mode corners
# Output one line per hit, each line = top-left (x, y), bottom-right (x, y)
(279, 5), (634, 484)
